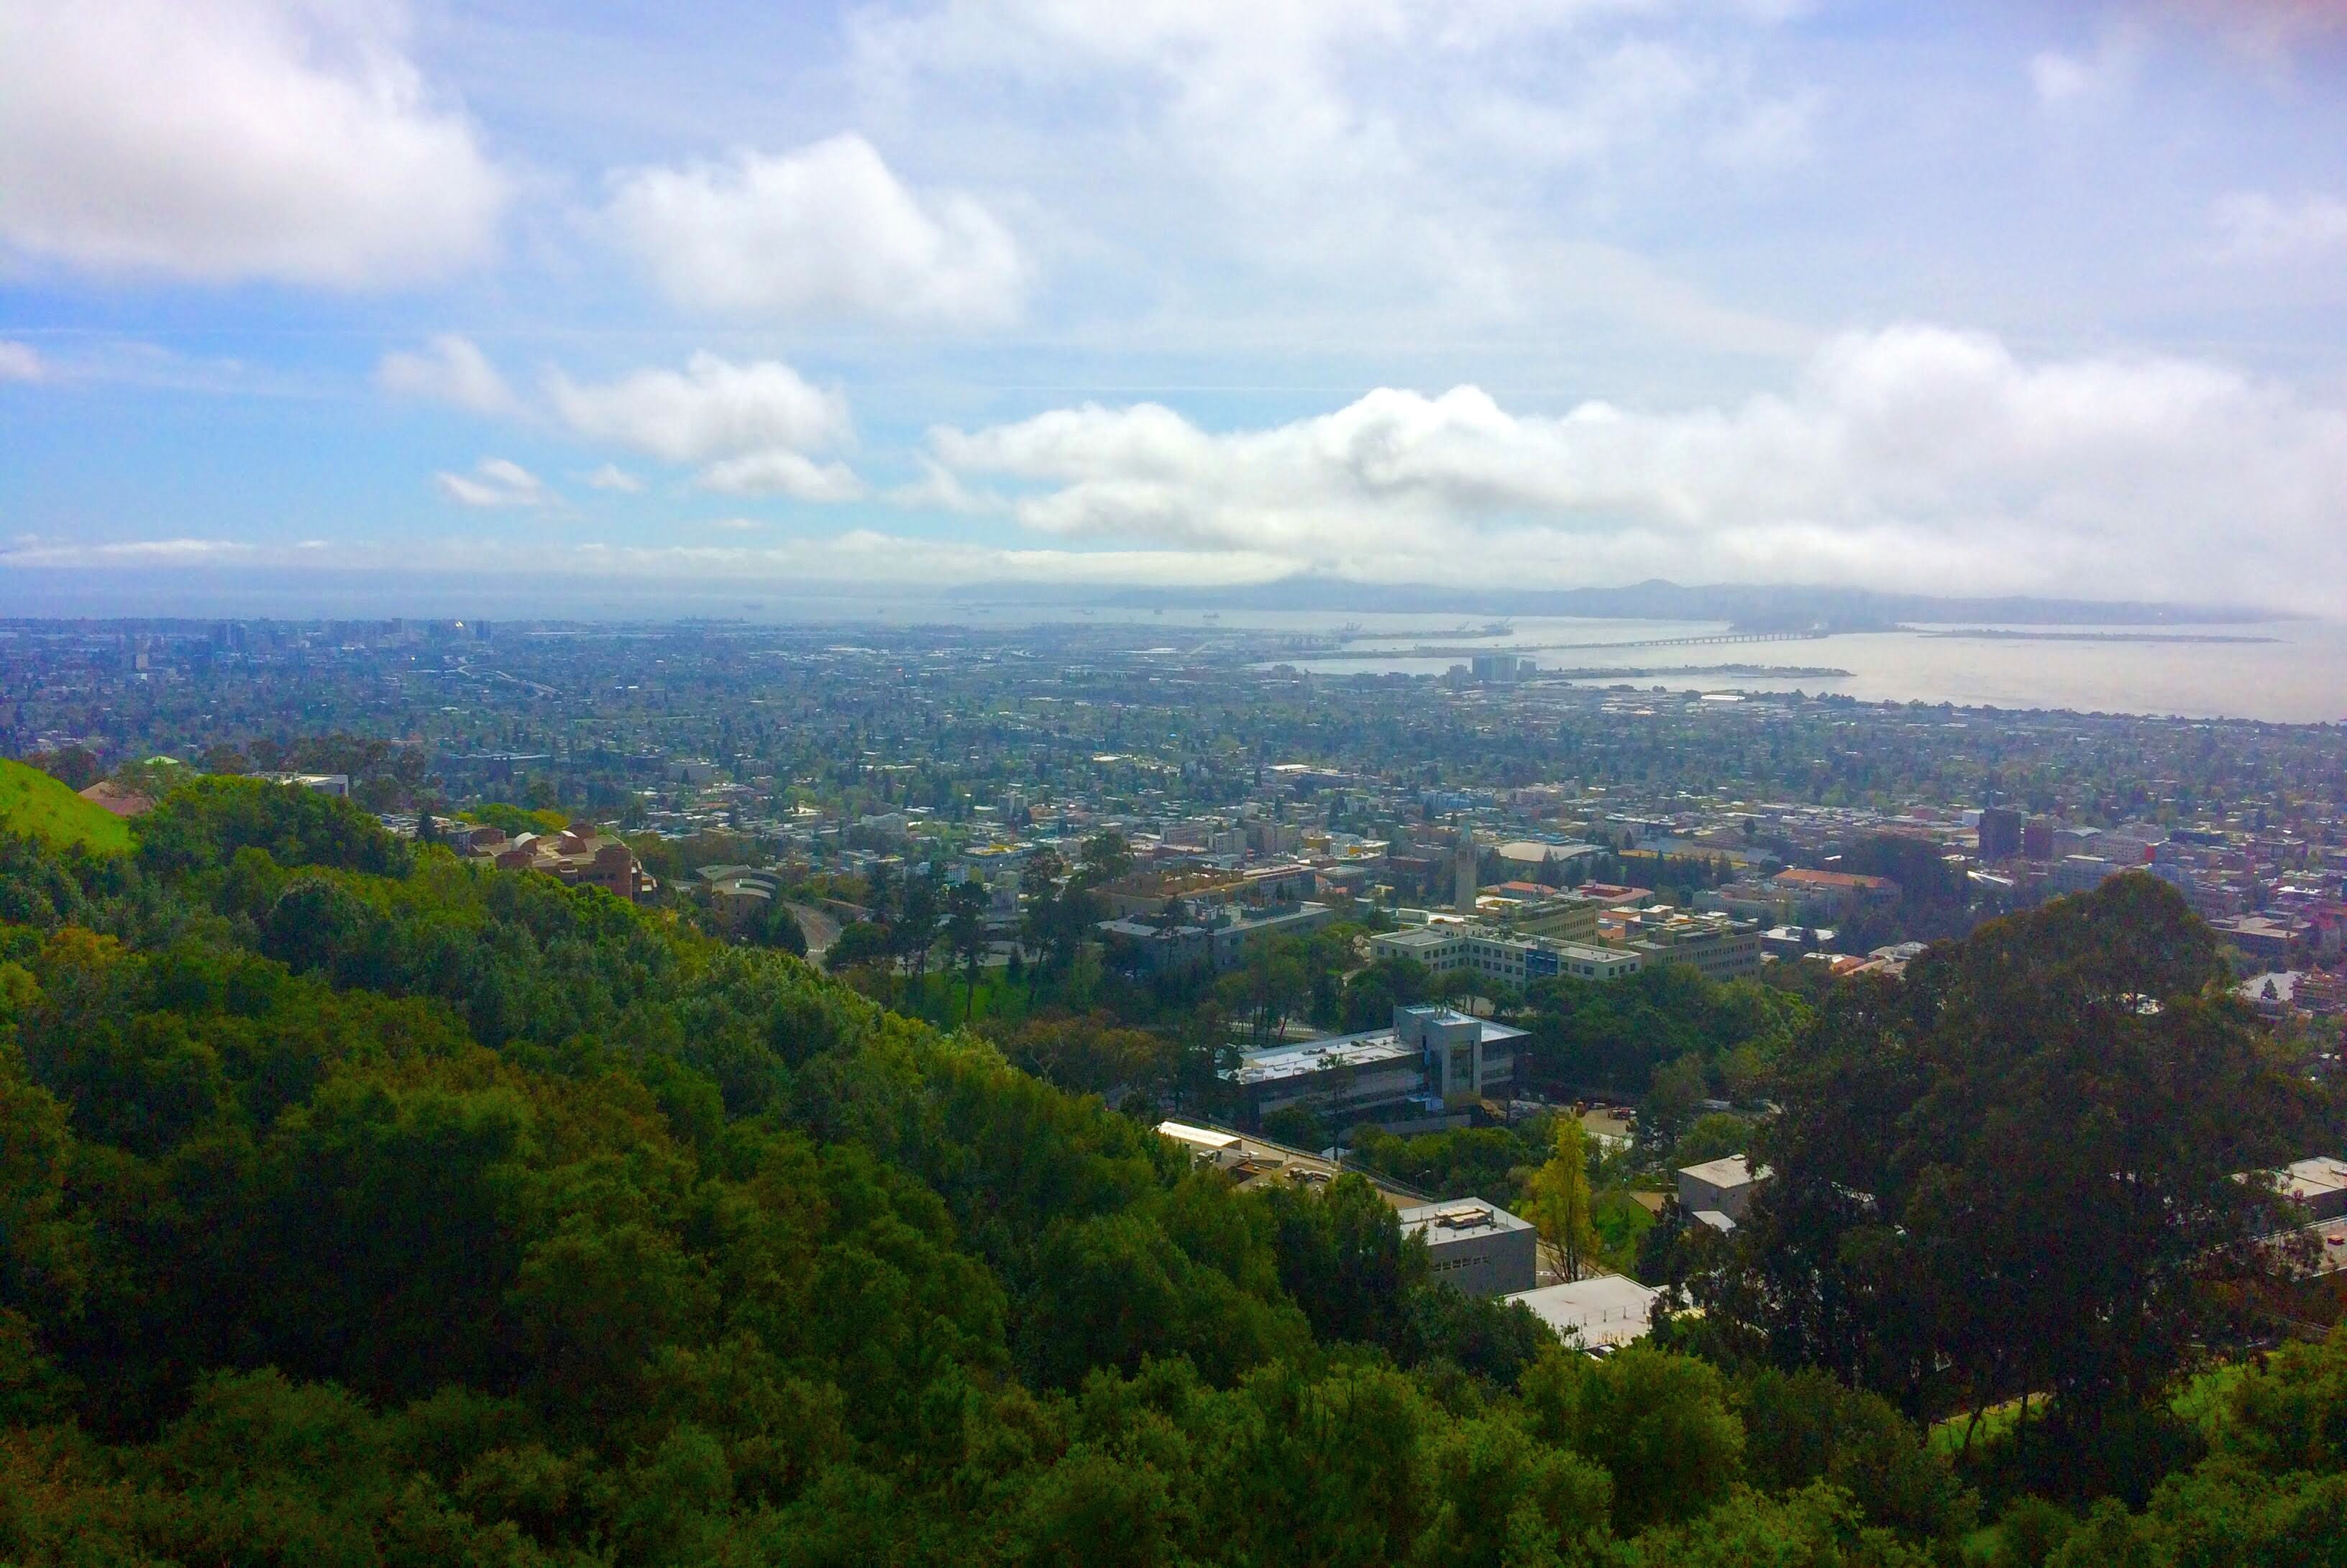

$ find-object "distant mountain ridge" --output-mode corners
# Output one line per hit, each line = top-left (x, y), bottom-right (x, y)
(948, 576), (2282, 628)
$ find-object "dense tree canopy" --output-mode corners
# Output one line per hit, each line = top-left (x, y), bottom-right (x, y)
(1699, 875), (2325, 1436)
(0, 785), (2341, 1566)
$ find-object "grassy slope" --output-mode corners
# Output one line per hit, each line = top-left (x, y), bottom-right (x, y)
(0, 758), (134, 854)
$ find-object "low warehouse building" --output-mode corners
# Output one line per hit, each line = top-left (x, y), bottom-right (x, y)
(1505, 1275), (1660, 1351)
(1398, 1199), (1537, 1297)
(1677, 1155), (1767, 1226)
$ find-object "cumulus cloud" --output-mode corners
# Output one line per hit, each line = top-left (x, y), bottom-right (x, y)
(0, 0), (506, 287)
(2214, 191), (2347, 261)
(376, 334), (518, 415)
(925, 325), (2347, 611)
(435, 457), (551, 509)
(602, 135), (1025, 328)
(0, 341), (42, 383)
(887, 457), (1005, 515)
(546, 352), (851, 464)
(584, 463), (646, 493)
(695, 450), (869, 503)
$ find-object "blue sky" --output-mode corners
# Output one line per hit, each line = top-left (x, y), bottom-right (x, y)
(4, 0), (2345, 613)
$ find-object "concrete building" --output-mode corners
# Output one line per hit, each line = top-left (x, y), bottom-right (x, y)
(1367, 922), (1643, 986)
(1760, 925), (1834, 960)
(1621, 909), (1765, 981)
(1398, 1199), (1539, 1297)
(2275, 1156), (2347, 1223)
(2050, 855), (2121, 896)
(1977, 806), (2023, 863)
(1678, 1155), (1767, 1225)
(1453, 830), (1478, 916)
(1494, 840), (1605, 883)
(2208, 912), (2310, 965)
(460, 822), (654, 902)
(2238, 971), (2305, 1019)
(1225, 1004), (1526, 1129)
(1504, 1275), (1660, 1351)
(1156, 1121), (1244, 1163)
(1498, 891), (1602, 944)
(2098, 822), (2168, 868)
(1099, 863), (1317, 919)
(254, 771), (351, 797)
(1470, 653), (1536, 684)
(1766, 868), (1901, 924)
(1099, 899), (1338, 973)
(697, 863), (783, 925)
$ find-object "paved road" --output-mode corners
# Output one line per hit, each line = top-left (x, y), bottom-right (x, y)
(784, 902), (841, 963)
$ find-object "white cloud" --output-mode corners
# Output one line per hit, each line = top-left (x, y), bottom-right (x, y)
(2028, 51), (2096, 104)
(695, 450), (869, 503)
(602, 135), (1025, 328)
(0, 0), (506, 287)
(887, 457), (1007, 515)
(2213, 192), (2347, 262)
(1, 536), (254, 565)
(434, 457), (551, 508)
(2028, 29), (2138, 109)
(0, 341), (42, 383)
(927, 325), (2347, 611)
(0, 528), (1293, 588)
(584, 463), (646, 493)
(376, 334), (518, 415)
(540, 531), (1293, 587)
(847, 0), (1812, 338)
(546, 352), (851, 463)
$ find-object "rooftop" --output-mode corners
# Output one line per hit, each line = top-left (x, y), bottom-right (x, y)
(2281, 1155), (2347, 1206)
(1227, 1009), (1524, 1086)
(1397, 1199), (1534, 1244)
(1505, 1275), (1660, 1349)
(1228, 1032), (1417, 1086)
(1774, 868), (1897, 890)
(1678, 1155), (1764, 1189)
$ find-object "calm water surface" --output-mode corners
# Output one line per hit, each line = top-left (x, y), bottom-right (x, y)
(1192, 613), (2347, 725)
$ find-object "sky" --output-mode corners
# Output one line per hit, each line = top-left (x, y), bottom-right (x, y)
(3, 0), (2346, 614)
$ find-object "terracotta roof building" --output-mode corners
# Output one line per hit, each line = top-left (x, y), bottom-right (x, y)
(78, 780), (156, 817)
(458, 822), (654, 902)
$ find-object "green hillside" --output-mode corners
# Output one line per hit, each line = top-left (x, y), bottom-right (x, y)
(0, 756), (134, 853)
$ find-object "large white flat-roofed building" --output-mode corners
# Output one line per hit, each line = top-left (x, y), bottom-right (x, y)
(1505, 1275), (1660, 1351)
(1678, 1155), (1767, 1224)
(1398, 1199), (1538, 1297)
(1225, 1004), (1527, 1130)
(2277, 1155), (2347, 1223)
(1155, 1121), (1243, 1162)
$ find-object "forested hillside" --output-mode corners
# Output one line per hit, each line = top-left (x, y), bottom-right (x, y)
(2, 782), (2345, 1567)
